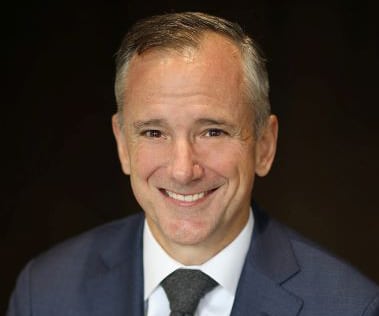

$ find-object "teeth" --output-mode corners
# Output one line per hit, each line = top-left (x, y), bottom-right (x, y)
(166, 190), (205, 202)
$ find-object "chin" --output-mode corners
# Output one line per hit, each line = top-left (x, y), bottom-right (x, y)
(163, 218), (215, 246)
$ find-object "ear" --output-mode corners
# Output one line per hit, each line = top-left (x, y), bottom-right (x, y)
(255, 115), (278, 177)
(112, 114), (131, 175)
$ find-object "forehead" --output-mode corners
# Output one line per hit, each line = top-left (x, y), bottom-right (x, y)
(124, 33), (244, 96)
(126, 32), (242, 81)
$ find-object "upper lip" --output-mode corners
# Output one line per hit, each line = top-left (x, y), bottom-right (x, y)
(160, 186), (220, 196)
(164, 189), (207, 195)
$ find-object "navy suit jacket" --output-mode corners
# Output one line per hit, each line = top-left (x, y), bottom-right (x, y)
(7, 207), (379, 315)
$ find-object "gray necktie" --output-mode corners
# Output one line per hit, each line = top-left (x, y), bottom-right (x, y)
(161, 269), (218, 316)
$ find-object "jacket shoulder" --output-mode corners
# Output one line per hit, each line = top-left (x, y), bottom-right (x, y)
(7, 213), (145, 316)
(278, 221), (379, 315)
(29, 213), (143, 271)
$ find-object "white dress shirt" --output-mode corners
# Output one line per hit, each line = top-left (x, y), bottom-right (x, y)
(143, 210), (254, 316)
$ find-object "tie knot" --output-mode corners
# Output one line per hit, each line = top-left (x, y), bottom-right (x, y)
(161, 269), (218, 315)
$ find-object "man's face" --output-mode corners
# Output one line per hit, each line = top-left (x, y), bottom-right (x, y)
(113, 34), (277, 263)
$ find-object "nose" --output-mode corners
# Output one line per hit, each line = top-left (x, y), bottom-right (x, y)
(168, 138), (204, 184)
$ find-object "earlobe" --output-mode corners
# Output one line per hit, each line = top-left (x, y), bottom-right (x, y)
(255, 115), (278, 177)
(112, 114), (131, 175)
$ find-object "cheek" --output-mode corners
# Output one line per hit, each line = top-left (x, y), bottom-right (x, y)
(198, 142), (254, 176)
(129, 144), (168, 180)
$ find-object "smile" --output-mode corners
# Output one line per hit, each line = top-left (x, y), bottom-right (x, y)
(165, 190), (206, 202)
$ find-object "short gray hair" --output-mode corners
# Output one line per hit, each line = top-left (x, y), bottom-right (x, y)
(115, 12), (271, 133)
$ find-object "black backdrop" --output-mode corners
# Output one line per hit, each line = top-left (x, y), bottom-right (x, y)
(2, 1), (379, 313)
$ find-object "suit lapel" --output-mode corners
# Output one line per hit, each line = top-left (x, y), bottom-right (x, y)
(84, 214), (145, 316)
(231, 206), (303, 316)
(231, 261), (303, 316)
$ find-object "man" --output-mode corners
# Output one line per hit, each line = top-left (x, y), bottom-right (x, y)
(7, 12), (379, 316)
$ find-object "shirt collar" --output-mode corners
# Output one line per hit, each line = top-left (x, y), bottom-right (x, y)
(143, 210), (254, 300)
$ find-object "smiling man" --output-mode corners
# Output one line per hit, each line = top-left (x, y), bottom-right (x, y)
(112, 31), (277, 267)
(7, 12), (379, 316)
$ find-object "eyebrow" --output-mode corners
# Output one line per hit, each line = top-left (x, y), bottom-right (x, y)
(195, 118), (230, 126)
(133, 117), (231, 129)
(133, 119), (167, 130)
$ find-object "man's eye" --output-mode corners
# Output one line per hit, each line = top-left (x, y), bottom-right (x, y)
(143, 130), (162, 138)
(204, 128), (225, 137)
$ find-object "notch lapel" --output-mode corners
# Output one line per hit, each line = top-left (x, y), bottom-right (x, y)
(84, 214), (145, 316)
(231, 262), (303, 316)
(231, 206), (303, 316)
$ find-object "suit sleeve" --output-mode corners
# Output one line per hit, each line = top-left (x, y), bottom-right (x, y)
(6, 261), (33, 316)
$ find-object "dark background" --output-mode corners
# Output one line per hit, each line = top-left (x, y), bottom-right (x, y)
(2, 0), (378, 313)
